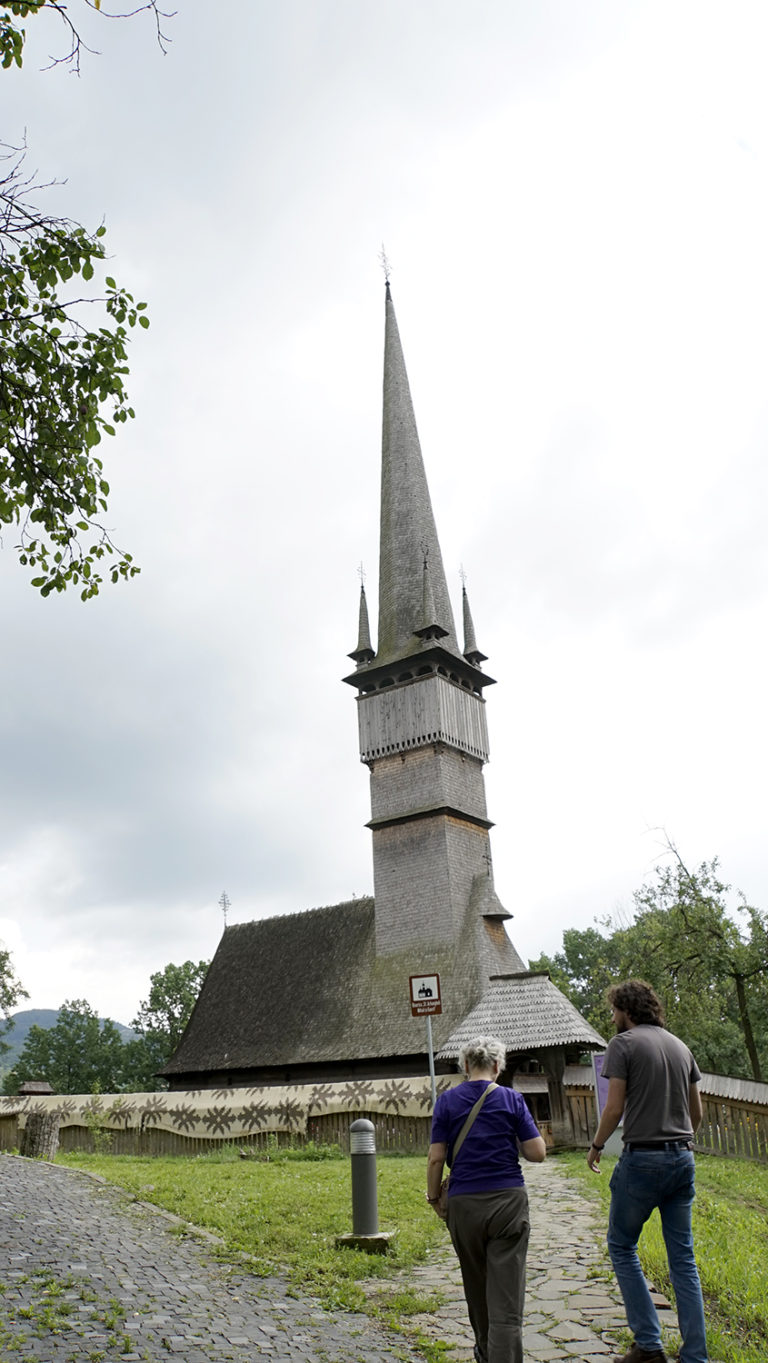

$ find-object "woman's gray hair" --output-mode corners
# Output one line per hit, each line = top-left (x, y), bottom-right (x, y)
(459, 1035), (507, 1074)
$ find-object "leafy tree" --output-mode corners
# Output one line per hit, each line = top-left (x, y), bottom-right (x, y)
(0, 940), (27, 1058)
(1, 959), (209, 1095)
(2, 997), (128, 1093)
(0, 1), (169, 596)
(532, 845), (768, 1082)
(529, 925), (622, 1036)
(126, 959), (209, 1088)
(624, 846), (768, 1082)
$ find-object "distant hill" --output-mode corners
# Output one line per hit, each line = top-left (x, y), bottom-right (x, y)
(0, 1009), (137, 1071)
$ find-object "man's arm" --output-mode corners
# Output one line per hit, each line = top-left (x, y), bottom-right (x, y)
(587, 1076), (626, 1172)
(689, 1082), (703, 1133)
(426, 1141), (447, 1208)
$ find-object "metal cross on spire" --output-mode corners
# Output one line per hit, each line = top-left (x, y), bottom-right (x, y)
(379, 244), (392, 285)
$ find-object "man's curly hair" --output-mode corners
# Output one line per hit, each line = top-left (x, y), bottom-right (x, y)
(607, 979), (665, 1026)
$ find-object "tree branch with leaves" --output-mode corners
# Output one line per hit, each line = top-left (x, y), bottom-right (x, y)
(1, 0), (172, 596)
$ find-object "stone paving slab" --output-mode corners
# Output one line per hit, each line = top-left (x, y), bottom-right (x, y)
(0, 1154), (424, 1362)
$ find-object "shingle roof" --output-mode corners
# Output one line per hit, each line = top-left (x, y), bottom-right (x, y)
(437, 972), (607, 1059)
(163, 899), (583, 1080)
(164, 897), (494, 1077)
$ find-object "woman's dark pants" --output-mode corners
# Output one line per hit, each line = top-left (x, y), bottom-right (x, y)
(447, 1187), (530, 1363)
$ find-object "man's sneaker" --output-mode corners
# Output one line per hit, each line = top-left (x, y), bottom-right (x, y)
(613, 1345), (668, 1363)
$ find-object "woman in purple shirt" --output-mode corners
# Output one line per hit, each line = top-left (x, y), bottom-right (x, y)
(427, 1036), (546, 1363)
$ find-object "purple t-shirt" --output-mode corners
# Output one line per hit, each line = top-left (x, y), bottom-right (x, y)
(430, 1080), (541, 1195)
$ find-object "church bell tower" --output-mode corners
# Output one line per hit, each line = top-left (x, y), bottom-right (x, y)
(344, 284), (523, 976)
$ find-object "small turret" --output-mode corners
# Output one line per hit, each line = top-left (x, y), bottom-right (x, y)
(348, 583), (375, 667)
(462, 584), (488, 666)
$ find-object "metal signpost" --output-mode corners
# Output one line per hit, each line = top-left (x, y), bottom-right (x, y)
(409, 973), (442, 1108)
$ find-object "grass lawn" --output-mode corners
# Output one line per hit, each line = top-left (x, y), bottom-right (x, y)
(556, 1150), (768, 1363)
(58, 1145), (768, 1363)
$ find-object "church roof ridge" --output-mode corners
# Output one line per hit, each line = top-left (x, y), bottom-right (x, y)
(222, 897), (374, 933)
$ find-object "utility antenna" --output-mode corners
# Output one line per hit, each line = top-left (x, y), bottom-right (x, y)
(219, 891), (231, 926)
(379, 243), (392, 284)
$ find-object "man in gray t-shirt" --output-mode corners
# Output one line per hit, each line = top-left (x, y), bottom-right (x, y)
(587, 980), (708, 1363)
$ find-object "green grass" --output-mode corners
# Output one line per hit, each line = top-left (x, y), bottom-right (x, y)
(555, 1151), (768, 1363)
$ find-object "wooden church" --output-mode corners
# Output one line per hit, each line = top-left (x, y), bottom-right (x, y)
(163, 283), (604, 1141)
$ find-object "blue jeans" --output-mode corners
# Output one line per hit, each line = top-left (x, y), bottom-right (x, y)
(607, 1146), (708, 1363)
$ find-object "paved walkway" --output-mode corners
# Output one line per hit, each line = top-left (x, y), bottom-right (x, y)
(0, 1154), (680, 1362)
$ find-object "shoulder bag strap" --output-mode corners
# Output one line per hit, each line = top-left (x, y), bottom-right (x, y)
(449, 1082), (497, 1168)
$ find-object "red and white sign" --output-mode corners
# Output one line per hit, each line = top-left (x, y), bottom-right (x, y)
(409, 973), (442, 1016)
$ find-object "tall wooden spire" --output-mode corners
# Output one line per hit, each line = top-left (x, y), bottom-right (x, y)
(344, 284), (520, 968)
(376, 282), (460, 665)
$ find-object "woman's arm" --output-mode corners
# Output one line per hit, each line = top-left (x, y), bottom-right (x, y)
(519, 1135), (547, 1162)
(426, 1141), (447, 1204)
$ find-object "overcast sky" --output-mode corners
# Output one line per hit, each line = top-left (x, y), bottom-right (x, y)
(1, 1), (767, 1027)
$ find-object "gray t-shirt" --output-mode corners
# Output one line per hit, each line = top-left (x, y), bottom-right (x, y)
(602, 1025), (701, 1143)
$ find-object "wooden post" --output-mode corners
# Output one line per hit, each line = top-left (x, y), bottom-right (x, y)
(20, 1112), (60, 1161)
(540, 1049), (573, 1148)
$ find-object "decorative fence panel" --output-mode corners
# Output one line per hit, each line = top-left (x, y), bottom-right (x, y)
(1, 1073), (765, 1161)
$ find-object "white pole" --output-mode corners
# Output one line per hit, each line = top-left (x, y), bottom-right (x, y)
(426, 1013), (437, 1108)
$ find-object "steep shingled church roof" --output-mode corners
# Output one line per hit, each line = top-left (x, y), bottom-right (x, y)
(164, 897), (523, 1082)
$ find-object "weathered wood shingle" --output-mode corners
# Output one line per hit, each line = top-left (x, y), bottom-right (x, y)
(164, 896), (496, 1080)
(437, 972), (607, 1059)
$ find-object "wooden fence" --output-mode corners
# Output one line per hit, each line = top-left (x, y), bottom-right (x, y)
(0, 1111), (432, 1158)
(1, 1080), (765, 1161)
(699, 1095), (768, 1161)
